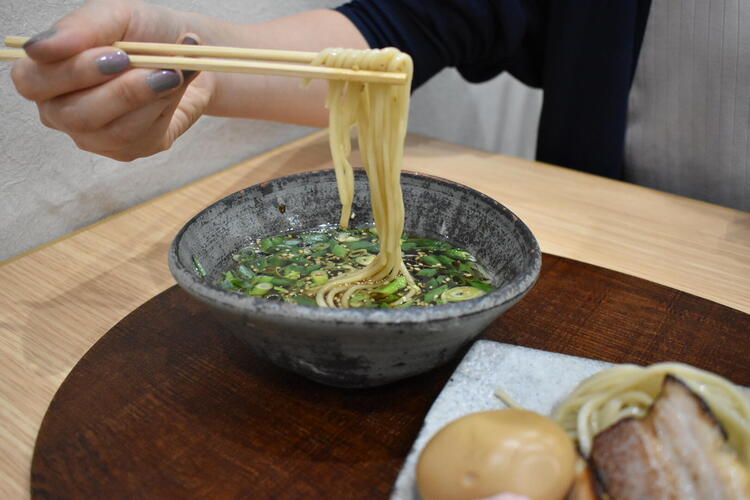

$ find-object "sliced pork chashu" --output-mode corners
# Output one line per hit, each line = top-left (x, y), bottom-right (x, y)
(591, 375), (750, 500)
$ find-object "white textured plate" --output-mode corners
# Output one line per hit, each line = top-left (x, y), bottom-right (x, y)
(390, 340), (612, 500)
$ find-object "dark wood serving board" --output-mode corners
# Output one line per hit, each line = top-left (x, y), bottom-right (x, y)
(30, 255), (750, 499)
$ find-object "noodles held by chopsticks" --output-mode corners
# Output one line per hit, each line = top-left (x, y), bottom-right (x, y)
(306, 48), (419, 308)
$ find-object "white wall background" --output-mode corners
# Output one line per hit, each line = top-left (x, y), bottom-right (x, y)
(0, 0), (542, 261)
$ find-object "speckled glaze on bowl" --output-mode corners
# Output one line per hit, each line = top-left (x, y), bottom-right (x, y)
(169, 169), (540, 388)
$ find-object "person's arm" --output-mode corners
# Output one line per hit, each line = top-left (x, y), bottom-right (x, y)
(11, 0), (367, 161)
(335, 0), (539, 88)
(11, 0), (533, 162)
(189, 9), (368, 124)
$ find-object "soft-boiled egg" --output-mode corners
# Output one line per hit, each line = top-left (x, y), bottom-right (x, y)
(416, 409), (576, 500)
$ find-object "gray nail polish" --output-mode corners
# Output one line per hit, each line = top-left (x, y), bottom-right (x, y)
(24, 29), (58, 48)
(146, 70), (181, 93)
(181, 36), (200, 81)
(96, 50), (130, 75)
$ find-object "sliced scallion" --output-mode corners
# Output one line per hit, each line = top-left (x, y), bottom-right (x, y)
(310, 269), (329, 286)
(424, 284), (449, 303)
(442, 286), (485, 302)
(331, 244), (349, 258)
(355, 254), (376, 266)
(467, 280), (493, 292)
(192, 256), (207, 278)
(373, 277), (407, 296)
(248, 282), (273, 296)
(420, 255), (442, 267)
(294, 295), (317, 307)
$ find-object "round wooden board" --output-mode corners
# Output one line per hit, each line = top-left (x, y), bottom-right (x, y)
(31, 255), (750, 498)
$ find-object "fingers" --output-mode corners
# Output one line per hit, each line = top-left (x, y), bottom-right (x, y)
(40, 68), (184, 134)
(12, 46), (131, 102)
(71, 97), (178, 160)
(72, 78), (212, 161)
(23, 0), (136, 63)
(70, 76), (213, 162)
(15, 6), (210, 162)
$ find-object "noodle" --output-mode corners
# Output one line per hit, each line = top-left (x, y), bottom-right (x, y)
(308, 47), (419, 308)
(552, 363), (750, 465)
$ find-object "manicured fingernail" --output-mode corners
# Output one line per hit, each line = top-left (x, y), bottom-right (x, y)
(146, 70), (181, 93)
(24, 29), (58, 48)
(181, 36), (199, 82)
(96, 50), (130, 75)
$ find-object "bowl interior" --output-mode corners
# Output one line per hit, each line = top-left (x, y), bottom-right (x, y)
(172, 169), (539, 313)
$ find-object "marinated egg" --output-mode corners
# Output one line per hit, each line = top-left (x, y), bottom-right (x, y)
(416, 409), (576, 500)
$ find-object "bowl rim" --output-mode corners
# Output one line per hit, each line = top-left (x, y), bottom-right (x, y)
(168, 169), (541, 324)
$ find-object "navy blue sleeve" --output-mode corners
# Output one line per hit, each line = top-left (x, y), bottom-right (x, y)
(335, 0), (542, 90)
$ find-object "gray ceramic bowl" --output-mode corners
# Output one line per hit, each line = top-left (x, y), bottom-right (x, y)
(169, 169), (540, 388)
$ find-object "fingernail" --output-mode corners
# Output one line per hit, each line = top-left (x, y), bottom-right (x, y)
(96, 50), (130, 75)
(181, 36), (199, 82)
(146, 70), (181, 93)
(24, 29), (58, 48)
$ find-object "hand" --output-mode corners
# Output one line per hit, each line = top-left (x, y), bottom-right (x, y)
(11, 0), (215, 161)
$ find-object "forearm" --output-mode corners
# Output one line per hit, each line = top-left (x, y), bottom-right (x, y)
(183, 9), (369, 126)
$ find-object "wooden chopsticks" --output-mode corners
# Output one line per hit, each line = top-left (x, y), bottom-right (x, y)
(0, 36), (408, 85)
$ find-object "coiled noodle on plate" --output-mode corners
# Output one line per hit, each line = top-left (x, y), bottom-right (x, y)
(552, 362), (750, 465)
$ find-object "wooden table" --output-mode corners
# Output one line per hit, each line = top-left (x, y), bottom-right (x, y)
(2, 131), (749, 498)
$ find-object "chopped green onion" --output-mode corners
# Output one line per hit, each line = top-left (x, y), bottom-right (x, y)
(332, 244), (349, 258)
(442, 286), (485, 302)
(192, 256), (207, 278)
(355, 254), (376, 266)
(267, 254), (285, 267)
(393, 300), (415, 308)
(401, 241), (417, 252)
(271, 277), (294, 286)
(248, 282), (273, 296)
(344, 240), (378, 251)
(437, 255), (454, 267)
(301, 264), (323, 274)
(254, 275), (276, 284)
(311, 269), (329, 285)
(424, 285), (449, 303)
(381, 294), (402, 304)
(373, 276), (408, 296)
(260, 236), (284, 252)
(420, 255), (442, 267)
(467, 280), (493, 292)
(335, 232), (360, 242)
(445, 248), (473, 261)
(301, 233), (329, 244)
(280, 238), (301, 247)
(293, 295), (318, 307)
(282, 269), (301, 280)
(237, 265), (255, 280)
(349, 292), (374, 308)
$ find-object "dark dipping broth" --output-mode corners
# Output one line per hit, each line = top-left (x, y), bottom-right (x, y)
(201, 227), (494, 308)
